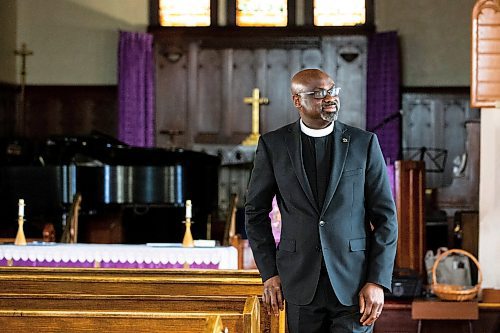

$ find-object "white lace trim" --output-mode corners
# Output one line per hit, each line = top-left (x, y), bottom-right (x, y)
(0, 243), (238, 269)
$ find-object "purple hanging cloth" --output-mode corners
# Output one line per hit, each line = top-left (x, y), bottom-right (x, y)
(118, 31), (155, 147)
(366, 31), (401, 165)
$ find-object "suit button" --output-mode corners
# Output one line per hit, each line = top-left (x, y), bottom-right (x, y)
(319, 220), (325, 227)
(315, 246), (322, 252)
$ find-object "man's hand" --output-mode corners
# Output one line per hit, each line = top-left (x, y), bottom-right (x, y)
(262, 275), (284, 317)
(358, 282), (384, 326)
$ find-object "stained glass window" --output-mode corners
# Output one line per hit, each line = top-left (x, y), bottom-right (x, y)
(236, 0), (287, 27)
(314, 0), (365, 26)
(159, 0), (211, 27)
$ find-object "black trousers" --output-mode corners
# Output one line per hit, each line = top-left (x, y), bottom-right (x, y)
(286, 265), (373, 333)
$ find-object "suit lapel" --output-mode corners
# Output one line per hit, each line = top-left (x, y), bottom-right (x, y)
(286, 121), (319, 214)
(321, 122), (350, 216)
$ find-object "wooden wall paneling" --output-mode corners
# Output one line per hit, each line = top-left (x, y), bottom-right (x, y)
(21, 86), (117, 139)
(231, 50), (257, 142)
(436, 120), (480, 214)
(91, 95), (118, 137)
(402, 96), (442, 188)
(321, 37), (336, 83)
(472, 0), (500, 108)
(287, 50), (303, 124)
(264, 49), (295, 133)
(254, 49), (268, 133)
(332, 36), (367, 129)
(186, 42), (199, 147)
(301, 48), (323, 69)
(62, 99), (95, 135)
(153, 33), (369, 147)
(402, 92), (478, 189)
(220, 49), (234, 140)
(442, 100), (467, 184)
(427, 99), (445, 189)
(0, 85), (17, 137)
(196, 49), (222, 142)
(394, 160), (426, 276)
(25, 97), (62, 137)
(155, 44), (188, 148)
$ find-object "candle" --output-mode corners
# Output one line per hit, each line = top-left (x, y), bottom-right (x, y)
(18, 199), (25, 217)
(186, 200), (192, 219)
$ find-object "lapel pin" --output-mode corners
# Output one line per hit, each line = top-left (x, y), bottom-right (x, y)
(342, 138), (348, 143)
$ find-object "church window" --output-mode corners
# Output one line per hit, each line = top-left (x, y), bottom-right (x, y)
(159, 0), (211, 26)
(236, 0), (287, 27)
(313, 0), (366, 26)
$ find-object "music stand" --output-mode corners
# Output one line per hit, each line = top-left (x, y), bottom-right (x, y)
(402, 147), (447, 173)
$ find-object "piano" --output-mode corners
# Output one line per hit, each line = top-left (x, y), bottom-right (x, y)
(0, 134), (220, 244)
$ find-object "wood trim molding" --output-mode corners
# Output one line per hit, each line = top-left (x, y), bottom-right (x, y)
(471, 0), (500, 108)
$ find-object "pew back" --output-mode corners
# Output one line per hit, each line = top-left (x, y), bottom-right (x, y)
(0, 267), (283, 333)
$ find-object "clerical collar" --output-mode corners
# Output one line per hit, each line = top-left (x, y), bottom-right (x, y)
(300, 119), (334, 137)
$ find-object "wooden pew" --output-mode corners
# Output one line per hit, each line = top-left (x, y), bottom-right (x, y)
(0, 294), (260, 333)
(0, 310), (229, 333)
(0, 267), (284, 333)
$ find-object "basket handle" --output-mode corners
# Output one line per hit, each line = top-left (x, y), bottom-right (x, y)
(431, 248), (482, 286)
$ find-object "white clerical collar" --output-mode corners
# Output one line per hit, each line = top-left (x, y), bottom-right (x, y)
(300, 119), (334, 137)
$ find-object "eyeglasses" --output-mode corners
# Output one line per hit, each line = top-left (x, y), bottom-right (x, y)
(297, 87), (341, 99)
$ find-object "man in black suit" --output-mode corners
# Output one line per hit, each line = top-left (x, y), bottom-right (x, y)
(245, 69), (398, 332)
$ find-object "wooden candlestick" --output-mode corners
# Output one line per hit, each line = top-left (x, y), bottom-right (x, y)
(182, 218), (194, 248)
(15, 216), (27, 246)
(182, 200), (194, 247)
(15, 199), (27, 246)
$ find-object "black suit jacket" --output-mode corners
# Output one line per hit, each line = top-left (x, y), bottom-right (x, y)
(245, 120), (398, 306)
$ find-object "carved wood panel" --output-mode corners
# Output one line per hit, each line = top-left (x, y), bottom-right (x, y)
(332, 36), (367, 130)
(197, 49), (222, 137)
(230, 50), (257, 139)
(265, 49), (296, 131)
(402, 92), (480, 188)
(154, 34), (367, 148)
(155, 47), (188, 147)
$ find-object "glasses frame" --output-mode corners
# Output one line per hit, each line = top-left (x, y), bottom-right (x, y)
(297, 86), (341, 99)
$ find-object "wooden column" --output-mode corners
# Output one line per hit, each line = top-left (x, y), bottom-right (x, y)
(394, 160), (426, 276)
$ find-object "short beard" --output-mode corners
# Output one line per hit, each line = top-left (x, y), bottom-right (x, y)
(320, 100), (340, 122)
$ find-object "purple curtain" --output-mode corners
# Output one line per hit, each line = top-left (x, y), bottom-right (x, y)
(366, 31), (401, 165)
(118, 31), (155, 147)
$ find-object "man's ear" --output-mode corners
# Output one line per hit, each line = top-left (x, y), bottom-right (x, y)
(292, 95), (301, 108)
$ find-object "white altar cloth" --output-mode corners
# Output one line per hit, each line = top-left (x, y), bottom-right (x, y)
(0, 243), (238, 269)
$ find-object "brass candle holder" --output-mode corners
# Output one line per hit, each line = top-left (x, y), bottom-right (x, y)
(15, 199), (27, 246)
(182, 199), (194, 247)
(182, 217), (194, 248)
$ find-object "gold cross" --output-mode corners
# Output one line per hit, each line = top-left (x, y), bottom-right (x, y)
(242, 88), (269, 146)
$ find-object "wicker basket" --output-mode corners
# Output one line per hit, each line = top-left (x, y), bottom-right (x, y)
(431, 248), (482, 301)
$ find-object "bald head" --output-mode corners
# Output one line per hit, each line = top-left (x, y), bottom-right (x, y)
(291, 69), (333, 95)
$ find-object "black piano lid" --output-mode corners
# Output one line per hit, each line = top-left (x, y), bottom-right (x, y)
(43, 133), (220, 166)
(0, 134), (220, 209)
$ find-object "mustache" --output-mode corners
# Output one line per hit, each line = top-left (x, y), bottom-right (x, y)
(322, 100), (339, 108)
